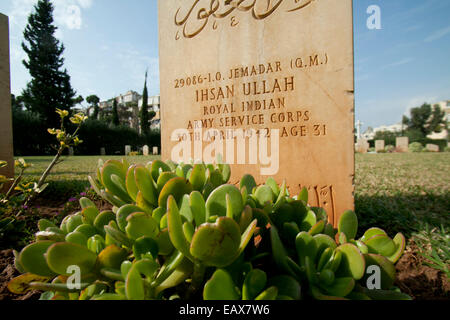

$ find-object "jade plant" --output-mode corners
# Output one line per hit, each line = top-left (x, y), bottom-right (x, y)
(8, 159), (411, 300)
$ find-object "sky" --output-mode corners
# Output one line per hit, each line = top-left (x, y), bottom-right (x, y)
(0, 0), (449, 131)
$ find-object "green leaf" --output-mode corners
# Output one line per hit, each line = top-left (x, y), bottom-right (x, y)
(125, 265), (145, 300)
(240, 174), (257, 194)
(338, 210), (358, 240)
(190, 217), (241, 267)
(203, 269), (240, 300)
(335, 243), (365, 280)
(254, 185), (275, 207)
(365, 235), (397, 257)
(133, 236), (159, 260)
(267, 275), (302, 300)
(125, 212), (159, 241)
(158, 177), (193, 209)
(46, 242), (98, 276)
(134, 166), (158, 207)
(190, 191), (206, 226)
(19, 241), (57, 277)
(242, 269), (267, 300)
(255, 286), (278, 300)
(167, 196), (193, 260)
(117, 204), (144, 232)
(189, 164), (206, 191)
(205, 184), (244, 220)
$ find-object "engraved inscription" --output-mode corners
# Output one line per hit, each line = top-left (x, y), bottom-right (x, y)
(175, 0), (315, 39)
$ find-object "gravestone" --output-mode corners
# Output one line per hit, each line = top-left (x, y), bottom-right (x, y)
(159, 0), (355, 226)
(355, 139), (369, 154)
(426, 144), (439, 152)
(100, 147), (106, 156)
(68, 147), (74, 156)
(0, 14), (14, 187)
(396, 137), (409, 153)
(125, 145), (131, 156)
(375, 140), (385, 153)
(153, 147), (159, 156)
(143, 145), (149, 156)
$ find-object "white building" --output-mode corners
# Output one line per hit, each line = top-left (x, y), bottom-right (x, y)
(362, 100), (449, 141)
(97, 91), (161, 131)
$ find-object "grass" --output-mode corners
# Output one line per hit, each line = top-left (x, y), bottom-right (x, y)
(16, 153), (450, 238)
(355, 153), (450, 238)
(16, 155), (160, 199)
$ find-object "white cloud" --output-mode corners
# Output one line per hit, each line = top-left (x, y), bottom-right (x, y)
(382, 58), (414, 69)
(7, 0), (92, 31)
(425, 25), (450, 43)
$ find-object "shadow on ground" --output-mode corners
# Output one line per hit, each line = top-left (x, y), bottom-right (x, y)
(356, 193), (450, 238)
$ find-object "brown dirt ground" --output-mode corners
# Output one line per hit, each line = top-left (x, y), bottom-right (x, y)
(395, 241), (450, 300)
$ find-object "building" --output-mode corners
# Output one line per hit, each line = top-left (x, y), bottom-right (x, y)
(362, 122), (404, 141)
(96, 91), (161, 131)
(362, 100), (449, 141)
(427, 100), (449, 140)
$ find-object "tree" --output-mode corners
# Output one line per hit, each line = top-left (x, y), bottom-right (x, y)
(403, 103), (446, 138)
(86, 95), (100, 120)
(112, 99), (120, 126)
(140, 71), (150, 133)
(21, 0), (76, 128)
(373, 130), (401, 146)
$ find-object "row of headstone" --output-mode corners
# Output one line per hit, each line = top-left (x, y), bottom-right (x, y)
(426, 144), (439, 152)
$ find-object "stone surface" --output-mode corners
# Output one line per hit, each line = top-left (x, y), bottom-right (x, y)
(396, 137), (409, 153)
(68, 147), (74, 156)
(0, 14), (14, 186)
(125, 145), (131, 156)
(153, 147), (159, 155)
(355, 139), (370, 154)
(426, 144), (439, 152)
(159, 0), (355, 226)
(100, 147), (106, 156)
(143, 145), (149, 156)
(375, 140), (385, 153)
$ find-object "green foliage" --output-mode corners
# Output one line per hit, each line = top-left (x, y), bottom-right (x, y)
(112, 99), (120, 127)
(20, 0), (76, 129)
(385, 145), (395, 153)
(373, 131), (401, 147)
(86, 95), (100, 120)
(403, 103), (447, 139)
(445, 147), (450, 153)
(413, 223), (449, 280)
(409, 142), (424, 153)
(8, 159), (410, 300)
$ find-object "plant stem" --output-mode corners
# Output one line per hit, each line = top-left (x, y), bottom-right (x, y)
(186, 261), (206, 299)
(5, 169), (24, 200)
(22, 147), (64, 209)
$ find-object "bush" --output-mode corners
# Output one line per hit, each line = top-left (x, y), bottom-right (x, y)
(8, 160), (411, 301)
(409, 142), (424, 153)
(13, 112), (161, 156)
(444, 147), (450, 153)
(385, 145), (395, 153)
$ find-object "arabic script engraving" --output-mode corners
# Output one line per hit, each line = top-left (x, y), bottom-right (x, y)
(175, 0), (315, 40)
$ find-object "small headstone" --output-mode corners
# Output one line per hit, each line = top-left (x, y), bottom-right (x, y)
(355, 139), (370, 154)
(100, 147), (106, 156)
(143, 145), (149, 156)
(396, 137), (409, 153)
(426, 144), (439, 152)
(125, 145), (131, 156)
(159, 0), (355, 226)
(0, 14), (14, 188)
(375, 140), (385, 153)
(68, 147), (74, 156)
(153, 147), (159, 155)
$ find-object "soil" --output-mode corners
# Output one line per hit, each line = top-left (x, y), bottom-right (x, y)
(0, 250), (40, 300)
(395, 241), (450, 300)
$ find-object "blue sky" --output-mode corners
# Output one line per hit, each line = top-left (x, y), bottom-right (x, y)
(0, 0), (449, 131)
